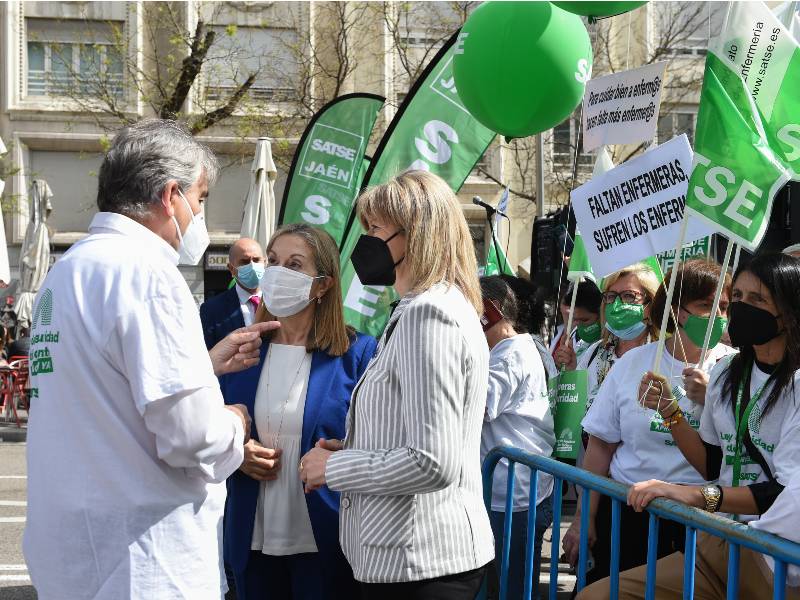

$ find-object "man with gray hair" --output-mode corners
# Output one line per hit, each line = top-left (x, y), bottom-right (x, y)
(23, 119), (277, 599)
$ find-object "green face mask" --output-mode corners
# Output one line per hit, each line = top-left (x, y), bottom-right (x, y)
(605, 297), (647, 339)
(576, 321), (602, 343)
(681, 311), (728, 350)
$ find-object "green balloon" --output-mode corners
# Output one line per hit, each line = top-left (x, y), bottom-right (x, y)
(552, 1), (647, 18)
(453, 2), (593, 138)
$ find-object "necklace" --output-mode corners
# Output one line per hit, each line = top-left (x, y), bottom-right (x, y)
(264, 344), (308, 448)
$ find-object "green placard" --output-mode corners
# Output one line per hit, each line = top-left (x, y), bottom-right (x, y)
(657, 237), (710, 274)
(549, 369), (589, 459)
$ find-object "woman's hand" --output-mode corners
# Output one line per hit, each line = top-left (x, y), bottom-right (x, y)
(627, 479), (703, 512)
(553, 341), (578, 371)
(682, 367), (710, 405)
(299, 443), (336, 493)
(638, 371), (674, 414)
(562, 517), (596, 568)
(239, 439), (282, 481)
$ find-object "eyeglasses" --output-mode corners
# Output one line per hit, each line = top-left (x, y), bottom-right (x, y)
(602, 290), (649, 305)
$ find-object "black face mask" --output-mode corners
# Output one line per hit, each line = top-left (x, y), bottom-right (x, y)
(350, 231), (404, 286)
(727, 301), (781, 347)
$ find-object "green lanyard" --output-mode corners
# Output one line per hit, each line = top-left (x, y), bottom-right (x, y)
(732, 363), (770, 488)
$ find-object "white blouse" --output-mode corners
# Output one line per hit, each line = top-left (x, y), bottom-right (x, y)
(251, 343), (317, 555)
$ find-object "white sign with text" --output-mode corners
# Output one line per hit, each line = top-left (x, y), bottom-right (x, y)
(582, 62), (667, 152)
(571, 135), (712, 278)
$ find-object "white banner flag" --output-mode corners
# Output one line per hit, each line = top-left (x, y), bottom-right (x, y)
(582, 62), (667, 152)
(571, 135), (712, 278)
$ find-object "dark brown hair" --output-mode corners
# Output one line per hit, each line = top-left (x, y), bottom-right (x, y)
(649, 259), (731, 334)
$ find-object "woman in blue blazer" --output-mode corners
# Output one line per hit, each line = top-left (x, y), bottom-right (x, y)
(220, 224), (376, 600)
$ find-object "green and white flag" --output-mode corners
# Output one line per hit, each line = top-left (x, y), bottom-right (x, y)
(686, 1), (799, 251)
(278, 93), (384, 245)
(339, 31), (496, 336)
(567, 232), (596, 283)
(483, 187), (513, 276)
(483, 237), (514, 276)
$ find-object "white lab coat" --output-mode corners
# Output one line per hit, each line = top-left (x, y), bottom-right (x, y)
(23, 212), (244, 600)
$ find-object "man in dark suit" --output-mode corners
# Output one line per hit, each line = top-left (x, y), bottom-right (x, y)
(200, 238), (265, 350)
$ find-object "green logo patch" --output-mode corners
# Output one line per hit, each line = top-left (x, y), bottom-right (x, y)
(298, 124), (364, 190)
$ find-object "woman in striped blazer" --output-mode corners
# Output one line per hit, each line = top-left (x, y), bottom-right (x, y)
(300, 170), (494, 599)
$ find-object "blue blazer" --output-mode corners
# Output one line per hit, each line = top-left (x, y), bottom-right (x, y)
(219, 332), (377, 578)
(199, 287), (244, 350)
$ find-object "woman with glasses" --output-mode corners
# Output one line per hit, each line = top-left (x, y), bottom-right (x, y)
(563, 259), (735, 591)
(575, 263), (661, 413)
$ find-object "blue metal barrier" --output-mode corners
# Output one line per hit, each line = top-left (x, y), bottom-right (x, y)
(482, 446), (800, 600)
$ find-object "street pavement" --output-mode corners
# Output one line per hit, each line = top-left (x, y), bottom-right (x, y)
(0, 441), (35, 600)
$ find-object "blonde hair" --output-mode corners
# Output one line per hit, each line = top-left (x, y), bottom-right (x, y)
(356, 170), (482, 313)
(599, 261), (661, 344)
(255, 224), (354, 356)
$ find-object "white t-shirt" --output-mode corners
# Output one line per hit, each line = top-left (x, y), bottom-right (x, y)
(750, 469), (800, 586)
(23, 213), (244, 600)
(235, 283), (262, 327)
(699, 359), (800, 521)
(251, 343), (318, 555)
(582, 341), (734, 486)
(482, 334), (556, 511)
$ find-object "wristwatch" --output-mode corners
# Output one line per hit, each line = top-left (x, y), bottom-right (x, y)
(700, 484), (722, 513)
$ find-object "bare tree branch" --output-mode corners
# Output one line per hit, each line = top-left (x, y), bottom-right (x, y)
(160, 21), (216, 119)
(190, 73), (255, 134)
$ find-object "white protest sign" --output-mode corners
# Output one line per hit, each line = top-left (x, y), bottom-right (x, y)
(582, 62), (667, 152)
(571, 135), (712, 278)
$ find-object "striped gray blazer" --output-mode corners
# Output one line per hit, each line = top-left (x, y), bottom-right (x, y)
(325, 283), (494, 583)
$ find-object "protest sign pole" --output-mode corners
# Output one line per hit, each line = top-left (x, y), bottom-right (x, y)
(698, 240), (734, 365)
(563, 277), (581, 351)
(652, 215), (689, 375)
(730, 244), (742, 279)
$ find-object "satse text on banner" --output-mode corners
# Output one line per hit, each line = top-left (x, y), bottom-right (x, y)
(571, 134), (712, 278)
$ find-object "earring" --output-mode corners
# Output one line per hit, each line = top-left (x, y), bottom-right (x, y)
(317, 296), (322, 305)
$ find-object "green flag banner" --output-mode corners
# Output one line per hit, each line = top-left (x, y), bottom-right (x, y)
(657, 237), (711, 274)
(686, 1), (799, 251)
(567, 232), (596, 283)
(278, 93), (384, 245)
(339, 31), (497, 336)
(483, 236), (514, 276)
(548, 369), (589, 460)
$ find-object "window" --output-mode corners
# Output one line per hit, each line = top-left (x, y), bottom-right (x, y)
(552, 117), (593, 168)
(653, 2), (728, 57)
(657, 111), (697, 144)
(26, 19), (124, 98)
(205, 26), (300, 103)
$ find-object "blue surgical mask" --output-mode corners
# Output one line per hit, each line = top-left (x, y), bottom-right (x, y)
(605, 319), (647, 340)
(236, 261), (265, 289)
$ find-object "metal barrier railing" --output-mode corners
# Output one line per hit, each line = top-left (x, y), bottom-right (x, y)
(482, 446), (800, 600)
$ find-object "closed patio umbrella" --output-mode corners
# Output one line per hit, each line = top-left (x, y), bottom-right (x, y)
(14, 179), (52, 330)
(240, 137), (277, 249)
(0, 136), (9, 286)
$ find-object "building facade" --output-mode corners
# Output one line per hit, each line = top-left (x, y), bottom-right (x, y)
(0, 1), (716, 305)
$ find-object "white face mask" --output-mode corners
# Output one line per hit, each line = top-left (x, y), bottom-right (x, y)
(172, 189), (210, 265)
(260, 265), (323, 317)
